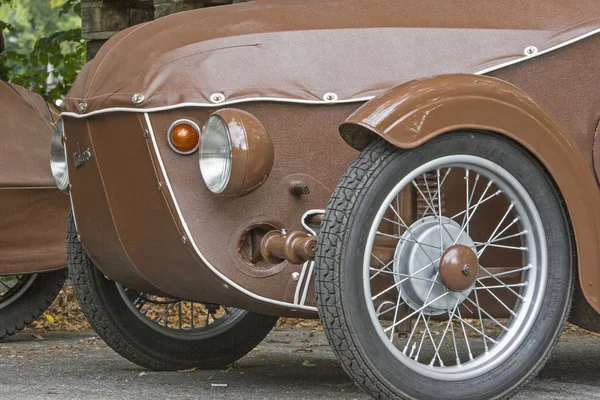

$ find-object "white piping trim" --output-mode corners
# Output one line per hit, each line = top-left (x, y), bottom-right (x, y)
(300, 262), (314, 307)
(61, 96), (376, 118)
(60, 27), (600, 119)
(0, 186), (58, 190)
(475, 27), (600, 75)
(69, 191), (79, 233)
(144, 113), (317, 312)
(293, 262), (309, 305)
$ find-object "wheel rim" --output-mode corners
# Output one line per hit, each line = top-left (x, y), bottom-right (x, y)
(116, 284), (247, 340)
(363, 155), (547, 381)
(0, 274), (37, 310)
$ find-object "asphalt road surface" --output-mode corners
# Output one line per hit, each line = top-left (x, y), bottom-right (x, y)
(0, 326), (598, 400)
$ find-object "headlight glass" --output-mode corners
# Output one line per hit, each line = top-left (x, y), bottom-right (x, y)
(199, 115), (232, 194)
(50, 119), (69, 192)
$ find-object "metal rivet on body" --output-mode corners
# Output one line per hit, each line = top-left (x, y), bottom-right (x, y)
(524, 46), (538, 56)
(132, 94), (145, 104)
(210, 92), (225, 104)
(181, 236), (187, 244)
(292, 272), (300, 281)
(78, 101), (87, 112)
(77, 234), (81, 242)
(142, 129), (149, 138)
(323, 92), (338, 102)
(223, 284), (230, 289)
(158, 182), (163, 191)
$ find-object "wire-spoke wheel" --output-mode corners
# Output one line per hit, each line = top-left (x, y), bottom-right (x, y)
(67, 212), (278, 371)
(316, 133), (573, 400)
(0, 269), (67, 340)
(116, 284), (248, 341)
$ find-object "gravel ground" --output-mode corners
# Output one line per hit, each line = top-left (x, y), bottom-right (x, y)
(0, 326), (598, 400)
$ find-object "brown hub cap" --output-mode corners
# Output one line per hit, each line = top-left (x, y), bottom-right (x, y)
(439, 245), (479, 292)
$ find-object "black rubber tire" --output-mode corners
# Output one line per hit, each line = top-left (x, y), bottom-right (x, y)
(316, 133), (574, 400)
(67, 212), (278, 371)
(0, 268), (68, 340)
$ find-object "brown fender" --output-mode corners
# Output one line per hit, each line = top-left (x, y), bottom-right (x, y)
(339, 74), (600, 314)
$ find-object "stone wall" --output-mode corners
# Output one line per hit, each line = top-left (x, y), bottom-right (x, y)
(82, 0), (248, 59)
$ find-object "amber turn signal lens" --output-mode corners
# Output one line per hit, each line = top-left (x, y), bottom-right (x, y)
(168, 120), (201, 155)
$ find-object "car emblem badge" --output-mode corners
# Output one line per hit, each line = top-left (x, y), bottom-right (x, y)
(73, 143), (92, 168)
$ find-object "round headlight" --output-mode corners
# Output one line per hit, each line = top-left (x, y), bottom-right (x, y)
(199, 109), (274, 197)
(199, 115), (232, 194)
(50, 119), (70, 192)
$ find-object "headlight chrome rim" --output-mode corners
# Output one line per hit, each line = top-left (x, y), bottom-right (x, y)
(50, 119), (70, 192)
(199, 114), (233, 194)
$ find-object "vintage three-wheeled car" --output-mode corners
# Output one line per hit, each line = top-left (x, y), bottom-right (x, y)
(56, 1), (600, 398)
(0, 31), (70, 339)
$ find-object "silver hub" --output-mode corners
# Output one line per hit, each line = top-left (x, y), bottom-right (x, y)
(393, 216), (476, 315)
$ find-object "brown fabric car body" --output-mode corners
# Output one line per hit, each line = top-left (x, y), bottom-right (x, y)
(0, 81), (69, 274)
(61, 0), (600, 325)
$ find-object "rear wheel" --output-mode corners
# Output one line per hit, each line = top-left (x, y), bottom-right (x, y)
(316, 133), (573, 399)
(67, 212), (278, 370)
(0, 269), (67, 340)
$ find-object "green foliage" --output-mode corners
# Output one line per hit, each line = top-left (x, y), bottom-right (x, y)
(0, 0), (84, 101)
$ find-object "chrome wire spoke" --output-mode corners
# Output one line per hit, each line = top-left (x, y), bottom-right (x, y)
(372, 257), (440, 300)
(429, 297), (461, 366)
(478, 265), (525, 300)
(472, 284), (490, 352)
(473, 230), (528, 247)
(418, 168), (452, 218)
(454, 180), (493, 244)
(456, 306), (474, 360)
(474, 283), (527, 291)
(450, 189), (503, 222)
(478, 265), (532, 281)
(411, 175), (457, 244)
(473, 281), (517, 317)
(478, 243), (528, 251)
(384, 291), (449, 334)
(376, 229), (442, 250)
(388, 290), (404, 341)
(0, 280), (12, 291)
(388, 204), (439, 268)
(369, 268), (440, 283)
(462, 296), (510, 333)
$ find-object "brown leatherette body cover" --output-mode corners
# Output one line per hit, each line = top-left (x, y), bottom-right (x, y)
(0, 82), (69, 273)
(63, 2), (600, 316)
(62, 0), (600, 114)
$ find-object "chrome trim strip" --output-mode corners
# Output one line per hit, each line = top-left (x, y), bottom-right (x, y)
(298, 209), (324, 306)
(0, 186), (58, 190)
(300, 262), (314, 307)
(294, 262), (309, 305)
(60, 27), (600, 119)
(144, 113), (317, 312)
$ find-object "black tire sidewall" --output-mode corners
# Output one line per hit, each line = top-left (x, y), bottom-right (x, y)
(324, 133), (573, 400)
(67, 212), (278, 370)
(0, 268), (67, 340)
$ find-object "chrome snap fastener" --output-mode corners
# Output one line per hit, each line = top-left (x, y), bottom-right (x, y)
(323, 92), (338, 102)
(132, 93), (145, 104)
(524, 46), (539, 56)
(210, 92), (225, 103)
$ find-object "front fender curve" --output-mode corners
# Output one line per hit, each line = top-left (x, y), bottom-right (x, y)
(340, 74), (600, 313)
